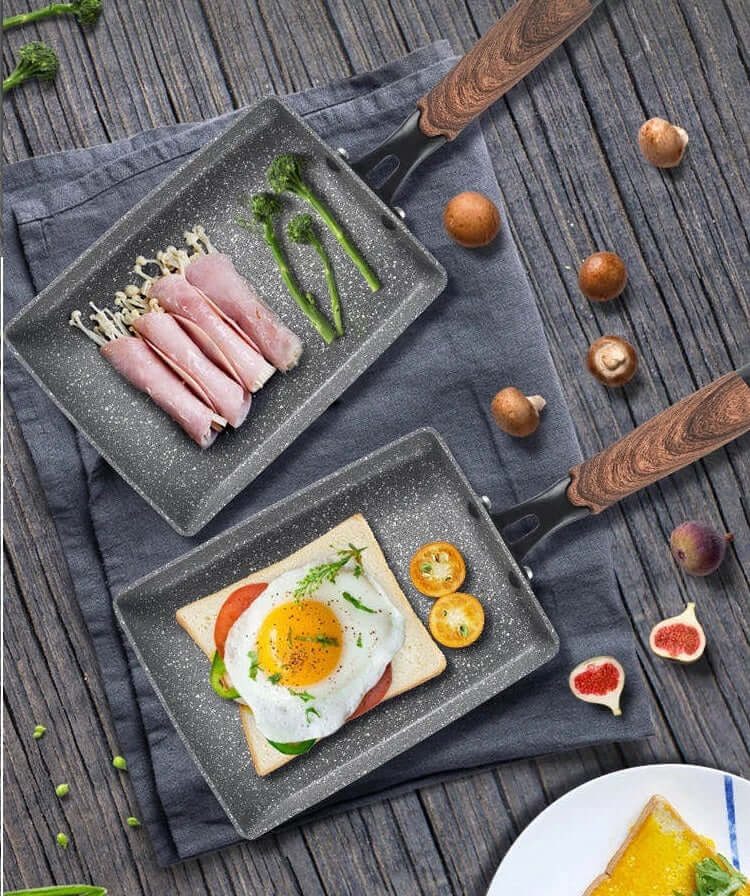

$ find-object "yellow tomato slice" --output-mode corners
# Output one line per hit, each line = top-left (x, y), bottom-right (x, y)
(429, 593), (485, 648)
(409, 542), (466, 597)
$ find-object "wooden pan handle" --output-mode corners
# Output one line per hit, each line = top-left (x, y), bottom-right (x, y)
(416, 0), (598, 141)
(567, 368), (750, 514)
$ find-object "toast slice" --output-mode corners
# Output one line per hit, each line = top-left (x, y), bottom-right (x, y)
(176, 513), (446, 776)
(584, 794), (749, 896)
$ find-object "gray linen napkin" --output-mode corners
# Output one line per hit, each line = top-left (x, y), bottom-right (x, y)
(3, 42), (653, 865)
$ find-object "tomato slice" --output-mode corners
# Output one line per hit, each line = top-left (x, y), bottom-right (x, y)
(429, 593), (485, 648)
(214, 582), (268, 657)
(409, 541), (466, 597)
(349, 663), (392, 720)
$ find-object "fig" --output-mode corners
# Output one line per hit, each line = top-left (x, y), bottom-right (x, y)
(649, 602), (706, 663)
(568, 655), (625, 716)
(670, 521), (732, 576)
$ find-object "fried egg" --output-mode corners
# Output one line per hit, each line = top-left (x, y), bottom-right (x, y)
(223, 562), (405, 743)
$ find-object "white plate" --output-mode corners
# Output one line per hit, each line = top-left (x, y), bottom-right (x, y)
(487, 764), (748, 895)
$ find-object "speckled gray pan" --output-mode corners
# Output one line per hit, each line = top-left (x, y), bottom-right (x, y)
(115, 428), (558, 840)
(4, 98), (447, 535)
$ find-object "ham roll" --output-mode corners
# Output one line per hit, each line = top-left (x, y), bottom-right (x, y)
(132, 311), (252, 428)
(185, 253), (303, 372)
(148, 274), (275, 393)
(101, 336), (222, 449)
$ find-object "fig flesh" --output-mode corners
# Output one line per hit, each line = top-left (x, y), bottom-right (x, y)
(649, 602), (706, 663)
(568, 655), (624, 716)
(670, 521), (731, 576)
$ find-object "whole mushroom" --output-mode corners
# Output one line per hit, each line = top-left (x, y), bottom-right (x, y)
(578, 251), (628, 302)
(638, 117), (688, 168)
(587, 335), (637, 386)
(443, 191), (501, 248)
(491, 388), (546, 437)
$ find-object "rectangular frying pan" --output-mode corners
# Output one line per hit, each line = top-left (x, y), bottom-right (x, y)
(115, 365), (750, 839)
(5, 0), (604, 536)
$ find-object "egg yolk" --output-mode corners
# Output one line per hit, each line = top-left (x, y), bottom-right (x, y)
(256, 600), (343, 687)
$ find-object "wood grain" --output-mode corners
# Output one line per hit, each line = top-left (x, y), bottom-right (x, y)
(3, 0), (749, 893)
(417, 0), (596, 140)
(568, 371), (750, 513)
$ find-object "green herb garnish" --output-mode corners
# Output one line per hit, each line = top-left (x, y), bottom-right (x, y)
(268, 672), (282, 685)
(247, 649), (260, 680)
(267, 154), (380, 292)
(239, 194), (336, 345)
(341, 591), (375, 614)
(294, 634), (339, 647)
(356, 633), (363, 648)
(289, 689), (316, 702)
(675, 856), (747, 896)
(292, 545), (366, 600)
(267, 738), (316, 756)
(209, 652), (240, 699)
(305, 707), (321, 724)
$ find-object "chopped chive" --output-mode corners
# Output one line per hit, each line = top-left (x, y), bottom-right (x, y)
(247, 649), (259, 680)
(112, 755), (128, 771)
(56, 832), (69, 848)
(356, 633), (363, 648)
(288, 689), (315, 702)
(268, 672), (282, 685)
(341, 591), (376, 613)
(305, 707), (321, 724)
(126, 816), (141, 828)
(55, 783), (69, 798)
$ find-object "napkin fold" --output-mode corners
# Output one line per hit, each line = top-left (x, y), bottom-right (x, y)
(3, 42), (653, 865)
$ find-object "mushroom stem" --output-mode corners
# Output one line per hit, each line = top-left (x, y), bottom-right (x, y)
(526, 395), (546, 412)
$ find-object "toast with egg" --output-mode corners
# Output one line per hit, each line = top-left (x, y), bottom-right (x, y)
(176, 514), (446, 776)
(584, 794), (749, 896)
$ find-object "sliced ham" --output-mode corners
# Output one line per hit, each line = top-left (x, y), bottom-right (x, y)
(132, 311), (252, 429)
(185, 253), (303, 372)
(148, 274), (275, 393)
(101, 336), (221, 449)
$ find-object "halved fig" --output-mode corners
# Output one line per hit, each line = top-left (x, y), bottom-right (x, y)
(568, 655), (625, 716)
(649, 602), (706, 663)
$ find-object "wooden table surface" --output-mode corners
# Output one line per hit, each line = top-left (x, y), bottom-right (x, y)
(3, 0), (749, 893)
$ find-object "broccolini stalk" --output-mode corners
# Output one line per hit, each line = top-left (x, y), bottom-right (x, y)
(267, 154), (381, 293)
(3, 42), (58, 93)
(3, 0), (102, 29)
(239, 194), (337, 345)
(287, 213), (343, 337)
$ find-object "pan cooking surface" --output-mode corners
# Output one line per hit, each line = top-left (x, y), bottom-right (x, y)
(115, 429), (558, 839)
(5, 98), (446, 535)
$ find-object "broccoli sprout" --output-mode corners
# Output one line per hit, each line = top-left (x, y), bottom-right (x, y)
(2, 42), (58, 93)
(238, 194), (337, 345)
(267, 154), (380, 292)
(3, 0), (102, 30)
(287, 213), (343, 337)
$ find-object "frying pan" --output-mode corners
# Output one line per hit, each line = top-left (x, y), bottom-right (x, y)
(115, 365), (750, 839)
(5, 0), (606, 537)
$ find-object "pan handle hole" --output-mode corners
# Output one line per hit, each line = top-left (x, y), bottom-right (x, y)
(325, 156), (341, 172)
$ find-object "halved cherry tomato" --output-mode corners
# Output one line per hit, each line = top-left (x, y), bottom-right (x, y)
(409, 542), (466, 597)
(214, 582), (267, 657)
(349, 663), (392, 720)
(429, 593), (484, 648)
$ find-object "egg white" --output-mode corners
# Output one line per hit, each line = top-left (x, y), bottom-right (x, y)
(223, 562), (405, 743)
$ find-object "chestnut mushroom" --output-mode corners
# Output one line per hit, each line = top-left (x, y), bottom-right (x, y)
(578, 251), (627, 302)
(443, 191), (501, 248)
(491, 388), (546, 437)
(587, 335), (637, 386)
(638, 117), (688, 168)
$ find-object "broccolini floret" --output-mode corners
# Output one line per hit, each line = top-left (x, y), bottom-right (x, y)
(3, 0), (102, 29)
(239, 194), (337, 345)
(287, 213), (343, 337)
(2, 42), (58, 93)
(267, 153), (381, 292)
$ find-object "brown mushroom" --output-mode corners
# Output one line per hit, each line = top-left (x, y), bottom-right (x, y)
(587, 335), (637, 386)
(578, 252), (628, 302)
(638, 118), (688, 168)
(491, 388), (546, 437)
(443, 191), (501, 248)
